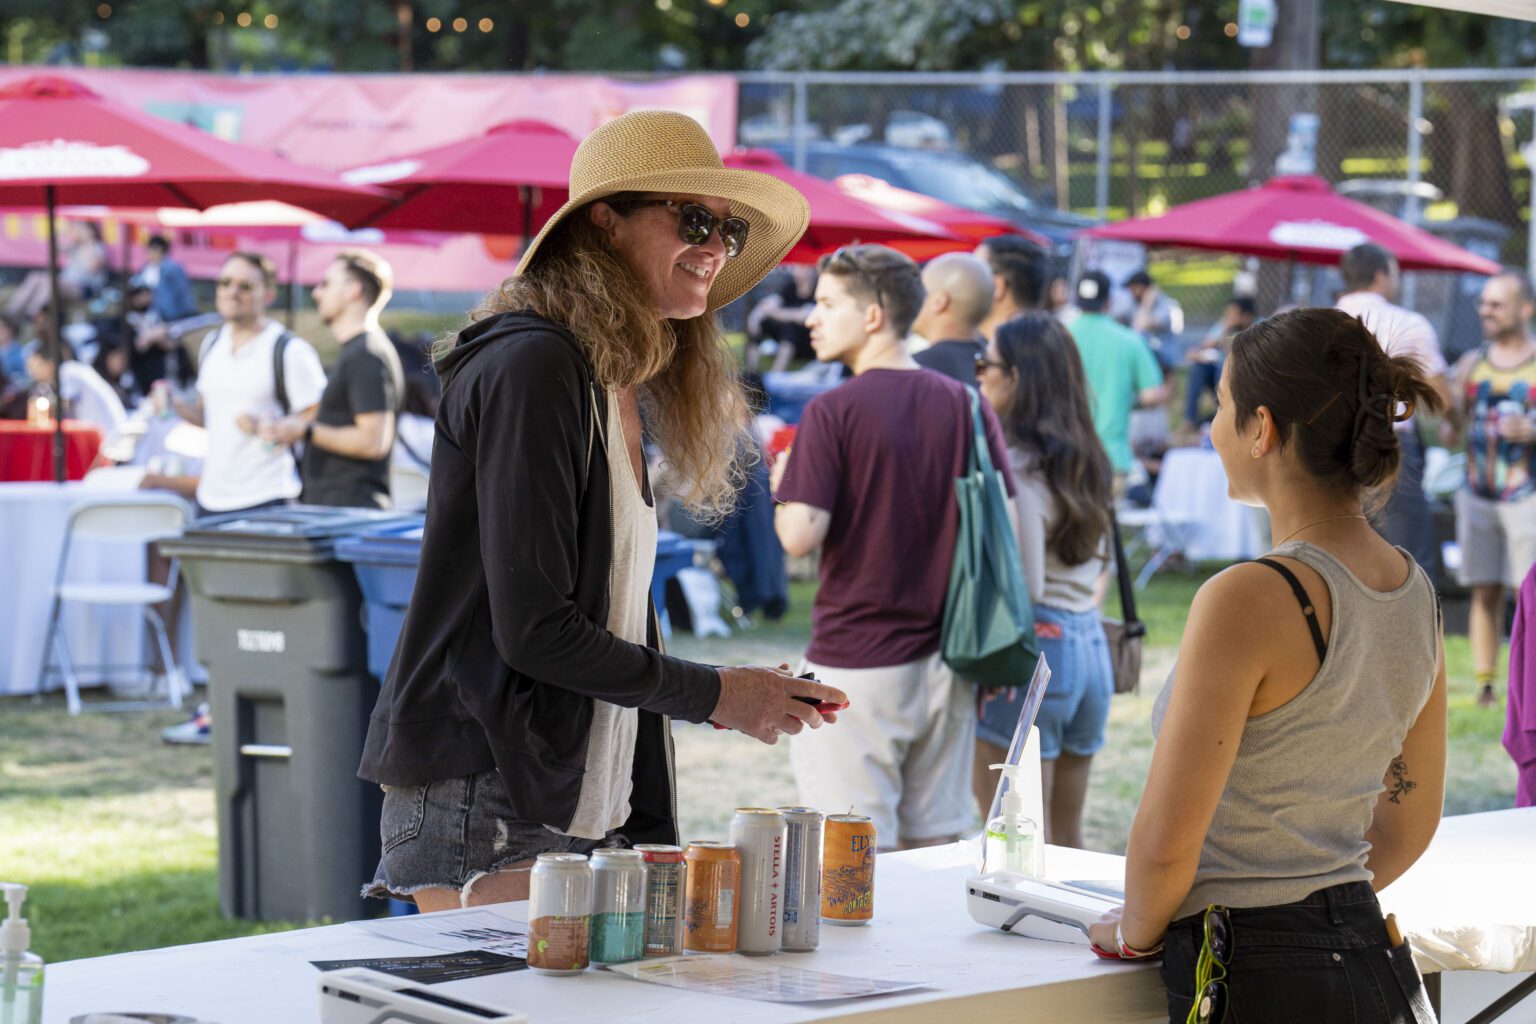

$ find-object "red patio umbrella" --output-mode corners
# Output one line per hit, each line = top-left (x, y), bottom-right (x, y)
(1081, 175), (1501, 275)
(832, 173), (1043, 260)
(723, 150), (965, 262)
(342, 120), (579, 240)
(0, 73), (393, 481)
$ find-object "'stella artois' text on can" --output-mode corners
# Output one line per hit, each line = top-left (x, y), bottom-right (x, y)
(729, 807), (787, 956)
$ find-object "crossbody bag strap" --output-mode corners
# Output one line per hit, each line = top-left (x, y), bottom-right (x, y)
(272, 330), (294, 416)
(1109, 511), (1146, 638)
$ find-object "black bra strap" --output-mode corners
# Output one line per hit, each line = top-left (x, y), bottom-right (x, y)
(1251, 557), (1328, 662)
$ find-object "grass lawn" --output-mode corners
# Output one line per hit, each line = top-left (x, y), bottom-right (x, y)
(1, 572), (1517, 964)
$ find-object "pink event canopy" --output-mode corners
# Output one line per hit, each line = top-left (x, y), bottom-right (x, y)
(1082, 175), (1501, 275)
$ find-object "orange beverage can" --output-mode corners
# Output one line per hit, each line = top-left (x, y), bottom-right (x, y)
(683, 841), (740, 953)
(821, 814), (876, 924)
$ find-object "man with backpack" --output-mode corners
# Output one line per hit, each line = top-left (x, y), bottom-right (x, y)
(172, 251), (328, 518)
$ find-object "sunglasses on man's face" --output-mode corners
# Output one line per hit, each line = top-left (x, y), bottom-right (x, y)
(217, 277), (258, 294)
(622, 199), (749, 259)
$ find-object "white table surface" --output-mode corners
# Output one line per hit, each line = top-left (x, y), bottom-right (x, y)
(0, 481), (196, 697)
(46, 844), (1167, 1024)
(44, 809), (1536, 1024)
(1155, 446), (1269, 562)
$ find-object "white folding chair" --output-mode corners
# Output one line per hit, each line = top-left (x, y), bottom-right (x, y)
(1116, 465), (1199, 590)
(37, 496), (195, 715)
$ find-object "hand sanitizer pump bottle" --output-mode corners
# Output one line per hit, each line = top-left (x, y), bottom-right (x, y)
(982, 764), (1044, 878)
(0, 883), (42, 1024)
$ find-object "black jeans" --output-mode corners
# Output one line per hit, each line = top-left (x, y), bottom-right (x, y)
(1161, 882), (1436, 1024)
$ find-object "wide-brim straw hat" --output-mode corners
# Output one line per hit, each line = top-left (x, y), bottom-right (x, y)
(515, 110), (810, 312)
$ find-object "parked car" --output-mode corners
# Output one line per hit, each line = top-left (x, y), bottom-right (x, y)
(767, 140), (1096, 262)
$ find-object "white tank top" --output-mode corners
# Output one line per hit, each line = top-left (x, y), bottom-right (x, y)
(557, 388), (658, 839)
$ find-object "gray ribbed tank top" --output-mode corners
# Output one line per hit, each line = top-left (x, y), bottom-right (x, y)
(1151, 542), (1439, 921)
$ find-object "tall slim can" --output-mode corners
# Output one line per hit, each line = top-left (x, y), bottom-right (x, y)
(729, 807), (787, 956)
(777, 806), (824, 951)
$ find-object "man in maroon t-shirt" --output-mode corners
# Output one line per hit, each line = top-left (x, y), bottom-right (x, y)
(772, 244), (1016, 849)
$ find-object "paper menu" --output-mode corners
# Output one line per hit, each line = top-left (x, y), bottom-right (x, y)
(352, 908), (529, 959)
(604, 954), (927, 1003)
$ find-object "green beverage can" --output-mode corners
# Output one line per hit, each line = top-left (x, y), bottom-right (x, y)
(589, 849), (647, 964)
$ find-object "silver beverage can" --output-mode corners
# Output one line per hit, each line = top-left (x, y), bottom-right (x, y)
(632, 844), (685, 957)
(527, 852), (593, 975)
(777, 806), (824, 951)
(728, 807), (787, 956)
(589, 849), (648, 964)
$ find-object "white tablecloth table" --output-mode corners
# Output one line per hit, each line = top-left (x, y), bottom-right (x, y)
(0, 481), (196, 697)
(45, 845), (1166, 1024)
(1154, 446), (1269, 562)
(43, 810), (1536, 1024)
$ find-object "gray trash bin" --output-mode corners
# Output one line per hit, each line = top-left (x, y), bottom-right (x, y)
(160, 505), (416, 923)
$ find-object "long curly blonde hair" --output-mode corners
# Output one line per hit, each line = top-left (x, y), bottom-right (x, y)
(449, 206), (753, 522)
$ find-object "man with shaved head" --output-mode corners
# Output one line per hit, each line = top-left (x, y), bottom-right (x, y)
(912, 252), (995, 384)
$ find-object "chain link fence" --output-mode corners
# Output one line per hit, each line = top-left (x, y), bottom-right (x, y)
(736, 69), (1535, 344)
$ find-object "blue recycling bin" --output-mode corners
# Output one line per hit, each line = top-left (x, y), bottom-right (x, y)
(335, 516), (426, 917)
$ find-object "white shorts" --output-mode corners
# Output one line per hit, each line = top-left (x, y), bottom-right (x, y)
(790, 651), (976, 846)
(1455, 489), (1536, 589)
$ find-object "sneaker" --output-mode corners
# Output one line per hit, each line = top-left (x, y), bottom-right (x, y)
(161, 702), (212, 745)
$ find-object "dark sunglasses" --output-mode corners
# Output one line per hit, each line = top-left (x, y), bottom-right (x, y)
(975, 353), (1007, 377)
(217, 277), (257, 294)
(617, 198), (749, 258)
(1192, 906), (1232, 1024)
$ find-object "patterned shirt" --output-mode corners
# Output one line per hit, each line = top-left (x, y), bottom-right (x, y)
(1463, 348), (1536, 502)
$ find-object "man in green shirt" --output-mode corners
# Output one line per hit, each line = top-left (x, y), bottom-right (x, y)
(1067, 271), (1168, 488)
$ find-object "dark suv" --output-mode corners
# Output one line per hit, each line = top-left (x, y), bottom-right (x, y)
(768, 141), (1095, 262)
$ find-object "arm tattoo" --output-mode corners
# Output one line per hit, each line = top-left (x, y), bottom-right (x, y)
(1385, 757), (1417, 804)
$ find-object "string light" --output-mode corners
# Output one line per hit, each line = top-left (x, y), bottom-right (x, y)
(236, 12), (252, 27)
(212, 11), (225, 24)
(96, 4), (111, 18)
(452, 16), (467, 32)
(426, 16), (441, 31)
(1175, 24), (1191, 40)
(478, 17), (493, 32)
(264, 13), (278, 28)
(1224, 22), (1238, 37)
(735, 12), (749, 27)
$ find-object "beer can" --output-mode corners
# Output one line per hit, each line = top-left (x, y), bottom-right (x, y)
(822, 813), (876, 925)
(682, 841), (740, 953)
(632, 843), (685, 957)
(527, 852), (593, 975)
(777, 806), (824, 951)
(729, 807), (787, 956)
(589, 849), (647, 964)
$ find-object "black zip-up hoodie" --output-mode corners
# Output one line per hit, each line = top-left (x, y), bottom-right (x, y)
(358, 311), (721, 846)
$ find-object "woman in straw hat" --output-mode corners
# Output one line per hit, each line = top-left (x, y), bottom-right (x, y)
(359, 110), (847, 911)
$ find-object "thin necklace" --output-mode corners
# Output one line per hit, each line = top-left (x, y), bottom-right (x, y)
(1273, 513), (1368, 548)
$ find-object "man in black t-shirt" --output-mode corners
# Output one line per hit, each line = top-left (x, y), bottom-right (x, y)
(262, 249), (403, 508)
(911, 252), (993, 385)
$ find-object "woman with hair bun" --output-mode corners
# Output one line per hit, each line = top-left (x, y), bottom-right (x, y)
(1088, 308), (1447, 1023)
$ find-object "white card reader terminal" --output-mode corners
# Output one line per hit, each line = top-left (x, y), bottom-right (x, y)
(966, 871), (1125, 944)
(318, 967), (531, 1024)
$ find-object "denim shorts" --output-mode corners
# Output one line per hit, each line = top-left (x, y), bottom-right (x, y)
(976, 604), (1113, 757)
(362, 768), (623, 900)
(1160, 881), (1435, 1024)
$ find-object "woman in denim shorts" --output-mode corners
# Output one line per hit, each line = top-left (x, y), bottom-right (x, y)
(974, 313), (1115, 849)
(357, 112), (845, 912)
(1087, 309), (1445, 1022)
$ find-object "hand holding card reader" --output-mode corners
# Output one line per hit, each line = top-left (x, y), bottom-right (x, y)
(966, 872), (1124, 944)
(319, 968), (530, 1024)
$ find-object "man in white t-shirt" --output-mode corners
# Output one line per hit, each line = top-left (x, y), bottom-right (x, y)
(171, 252), (327, 516)
(1336, 242), (1451, 580)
